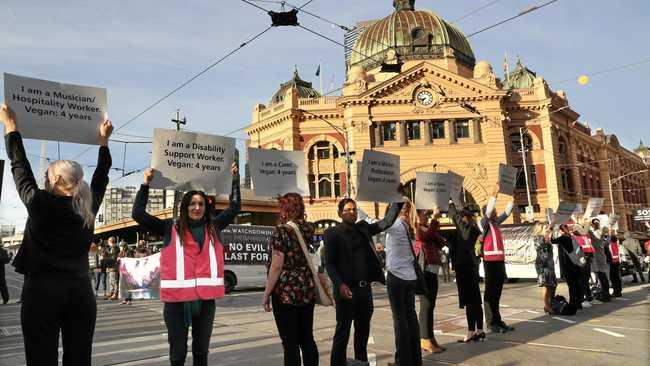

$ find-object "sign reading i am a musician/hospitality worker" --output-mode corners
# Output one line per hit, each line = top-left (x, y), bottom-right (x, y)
(3, 73), (108, 144)
(151, 129), (235, 195)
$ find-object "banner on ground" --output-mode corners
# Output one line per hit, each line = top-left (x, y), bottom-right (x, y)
(151, 129), (235, 194)
(118, 253), (161, 300)
(415, 172), (450, 210)
(3, 73), (107, 144)
(220, 225), (274, 265)
(556, 201), (578, 224)
(248, 148), (309, 197)
(584, 197), (605, 218)
(633, 208), (650, 222)
(498, 163), (518, 195)
(356, 150), (402, 203)
(449, 171), (465, 206)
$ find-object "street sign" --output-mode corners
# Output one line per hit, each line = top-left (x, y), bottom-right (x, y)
(633, 208), (650, 222)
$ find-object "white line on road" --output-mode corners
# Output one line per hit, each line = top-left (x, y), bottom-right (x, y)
(368, 353), (376, 366)
(367, 336), (375, 344)
(525, 310), (541, 314)
(593, 328), (626, 338)
(503, 318), (545, 323)
(613, 297), (629, 301)
(552, 316), (576, 324)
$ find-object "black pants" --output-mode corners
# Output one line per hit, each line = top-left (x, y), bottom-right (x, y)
(330, 284), (373, 366)
(95, 271), (106, 292)
(610, 263), (622, 296)
(0, 265), (9, 303)
(418, 272), (439, 339)
(483, 261), (506, 327)
(595, 271), (610, 300)
(387, 272), (422, 366)
(21, 272), (96, 366)
(465, 303), (483, 331)
(565, 271), (584, 306)
(581, 258), (593, 300)
(163, 300), (216, 366)
(628, 252), (646, 282)
(272, 295), (318, 366)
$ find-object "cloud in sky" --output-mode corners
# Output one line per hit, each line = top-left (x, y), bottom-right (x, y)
(1, 0), (649, 226)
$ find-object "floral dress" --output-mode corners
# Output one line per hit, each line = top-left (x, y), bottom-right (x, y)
(534, 235), (557, 288)
(271, 221), (317, 305)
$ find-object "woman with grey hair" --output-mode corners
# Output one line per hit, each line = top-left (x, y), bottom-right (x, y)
(1, 104), (113, 366)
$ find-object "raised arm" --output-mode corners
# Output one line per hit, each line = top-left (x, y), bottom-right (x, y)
(91, 119), (113, 214)
(496, 201), (514, 225)
(212, 163), (241, 231)
(368, 201), (405, 236)
(131, 169), (166, 236)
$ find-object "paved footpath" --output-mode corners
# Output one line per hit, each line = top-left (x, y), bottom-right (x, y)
(1, 265), (648, 365)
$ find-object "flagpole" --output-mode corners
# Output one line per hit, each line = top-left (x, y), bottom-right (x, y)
(319, 61), (323, 95)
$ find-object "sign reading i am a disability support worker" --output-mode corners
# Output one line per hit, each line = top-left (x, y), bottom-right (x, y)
(356, 149), (402, 203)
(4, 73), (107, 144)
(151, 129), (235, 195)
(248, 148), (309, 197)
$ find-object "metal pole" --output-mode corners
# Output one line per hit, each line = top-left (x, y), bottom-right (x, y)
(520, 127), (532, 215)
(344, 128), (351, 197)
(609, 178), (615, 215)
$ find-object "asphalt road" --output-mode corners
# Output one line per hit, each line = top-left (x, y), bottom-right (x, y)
(1, 265), (648, 366)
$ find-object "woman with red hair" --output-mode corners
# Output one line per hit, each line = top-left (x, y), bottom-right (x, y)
(263, 193), (326, 366)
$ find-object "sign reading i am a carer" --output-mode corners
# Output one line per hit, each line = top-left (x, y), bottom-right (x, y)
(415, 172), (450, 210)
(4, 73), (107, 144)
(151, 129), (235, 195)
(356, 149), (402, 203)
(248, 148), (309, 197)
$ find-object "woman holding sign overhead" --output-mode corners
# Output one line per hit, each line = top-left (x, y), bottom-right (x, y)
(1, 104), (113, 366)
(132, 165), (240, 366)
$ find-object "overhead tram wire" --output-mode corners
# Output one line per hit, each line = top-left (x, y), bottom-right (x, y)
(550, 57), (650, 85)
(466, 0), (559, 38)
(452, 0), (504, 23)
(71, 25), (274, 161)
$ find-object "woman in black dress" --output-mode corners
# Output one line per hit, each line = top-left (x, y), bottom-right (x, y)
(533, 222), (557, 314)
(448, 202), (485, 343)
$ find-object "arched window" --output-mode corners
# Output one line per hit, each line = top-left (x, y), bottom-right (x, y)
(509, 131), (533, 152)
(308, 141), (339, 160)
(307, 140), (343, 199)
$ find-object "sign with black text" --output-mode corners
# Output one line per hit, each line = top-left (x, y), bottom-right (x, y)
(356, 150), (402, 203)
(415, 172), (450, 210)
(498, 163), (518, 195)
(584, 197), (605, 218)
(220, 225), (274, 265)
(151, 129), (235, 194)
(248, 148), (309, 197)
(449, 171), (465, 206)
(4, 73), (107, 144)
(556, 201), (578, 224)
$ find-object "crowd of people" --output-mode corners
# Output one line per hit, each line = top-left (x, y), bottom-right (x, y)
(2, 102), (649, 366)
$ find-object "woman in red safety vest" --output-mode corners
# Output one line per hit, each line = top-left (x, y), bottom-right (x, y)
(132, 165), (240, 366)
(608, 235), (623, 297)
(572, 223), (595, 303)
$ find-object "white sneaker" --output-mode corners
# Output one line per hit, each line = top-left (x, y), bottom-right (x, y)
(591, 299), (603, 305)
(581, 301), (592, 308)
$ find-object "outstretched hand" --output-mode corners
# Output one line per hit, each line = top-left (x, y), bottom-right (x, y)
(98, 118), (113, 146)
(0, 104), (17, 134)
(143, 168), (154, 186)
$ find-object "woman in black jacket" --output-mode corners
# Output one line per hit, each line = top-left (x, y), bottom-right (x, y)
(1, 104), (113, 366)
(448, 202), (485, 343)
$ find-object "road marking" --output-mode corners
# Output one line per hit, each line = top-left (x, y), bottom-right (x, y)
(369, 353), (377, 366)
(503, 318), (545, 323)
(498, 340), (626, 356)
(367, 336), (375, 344)
(593, 328), (625, 338)
(525, 310), (540, 314)
(500, 304), (512, 308)
(552, 316), (576, 324)
(613, 297), (629, 301)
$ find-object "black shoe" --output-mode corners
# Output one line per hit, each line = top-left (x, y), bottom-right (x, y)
(499, 321), (515, 331)
(474, 332), (486, 341)
(612, 293), (622, 298)
(489, 324), (507, 334)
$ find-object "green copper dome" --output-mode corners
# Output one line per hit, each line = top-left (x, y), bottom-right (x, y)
(350, 0), (476, 70)
(269, 68), (321, 105)
(503, 58), (537, 89)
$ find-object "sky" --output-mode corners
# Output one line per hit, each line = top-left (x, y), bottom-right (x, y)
(1, 0), (649, 229)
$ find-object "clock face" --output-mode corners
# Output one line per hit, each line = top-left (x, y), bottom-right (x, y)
(416, 90), (435, 106)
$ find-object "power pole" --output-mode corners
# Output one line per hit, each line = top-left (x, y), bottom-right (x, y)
(171, 109), (187, 219)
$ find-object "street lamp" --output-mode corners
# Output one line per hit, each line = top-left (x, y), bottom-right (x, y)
(296, 109), (352, 197)
(608, 169), (649, 215)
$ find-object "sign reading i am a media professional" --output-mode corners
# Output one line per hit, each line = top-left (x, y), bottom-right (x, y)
(356, 149), (402, 203)
(4, 73), (107, 144)
(248, 148), (309, 197)
(415, 172), (450, 210)
(151, 129), (235, 194)
(220, 225), (274, 265)
(634, 208), (650, 221)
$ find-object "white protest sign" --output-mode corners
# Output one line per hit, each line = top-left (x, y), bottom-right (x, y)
(151, 129), (235, 194)
(584, 197), (605, 218)
(498, 163), (518, 195)
(4, 73), (107, 144)
(248, 148), (309, 197)
(415, 172), (450, 210)
(449, 171), (465, 206)
(596, 214), (610, 229)
(356, 149), (401, 203)
(556, 201), (578, 224)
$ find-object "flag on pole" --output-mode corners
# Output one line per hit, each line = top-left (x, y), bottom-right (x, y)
(504, 51), (510, 84)
(315, 65), (321, 77)
(329, 73), (336, 92)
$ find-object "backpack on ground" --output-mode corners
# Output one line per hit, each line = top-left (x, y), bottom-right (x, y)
(551, 295), (577, 316)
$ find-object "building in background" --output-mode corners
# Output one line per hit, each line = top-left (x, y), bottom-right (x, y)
(246, 0), (650, 232)
(96, 186), (166, 226)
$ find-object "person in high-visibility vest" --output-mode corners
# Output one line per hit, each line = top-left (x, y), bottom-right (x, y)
(589, 220), (610, 302)
(479, 183), (514, 334)
(132, 165), (240, 366)
(608, 235), (623, 297)
(572, 223), (594, 304)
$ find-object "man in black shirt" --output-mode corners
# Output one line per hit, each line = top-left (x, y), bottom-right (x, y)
(325, 198), (402, 366)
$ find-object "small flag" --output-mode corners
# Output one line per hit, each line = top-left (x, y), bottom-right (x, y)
(315, 65), (321, 77)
